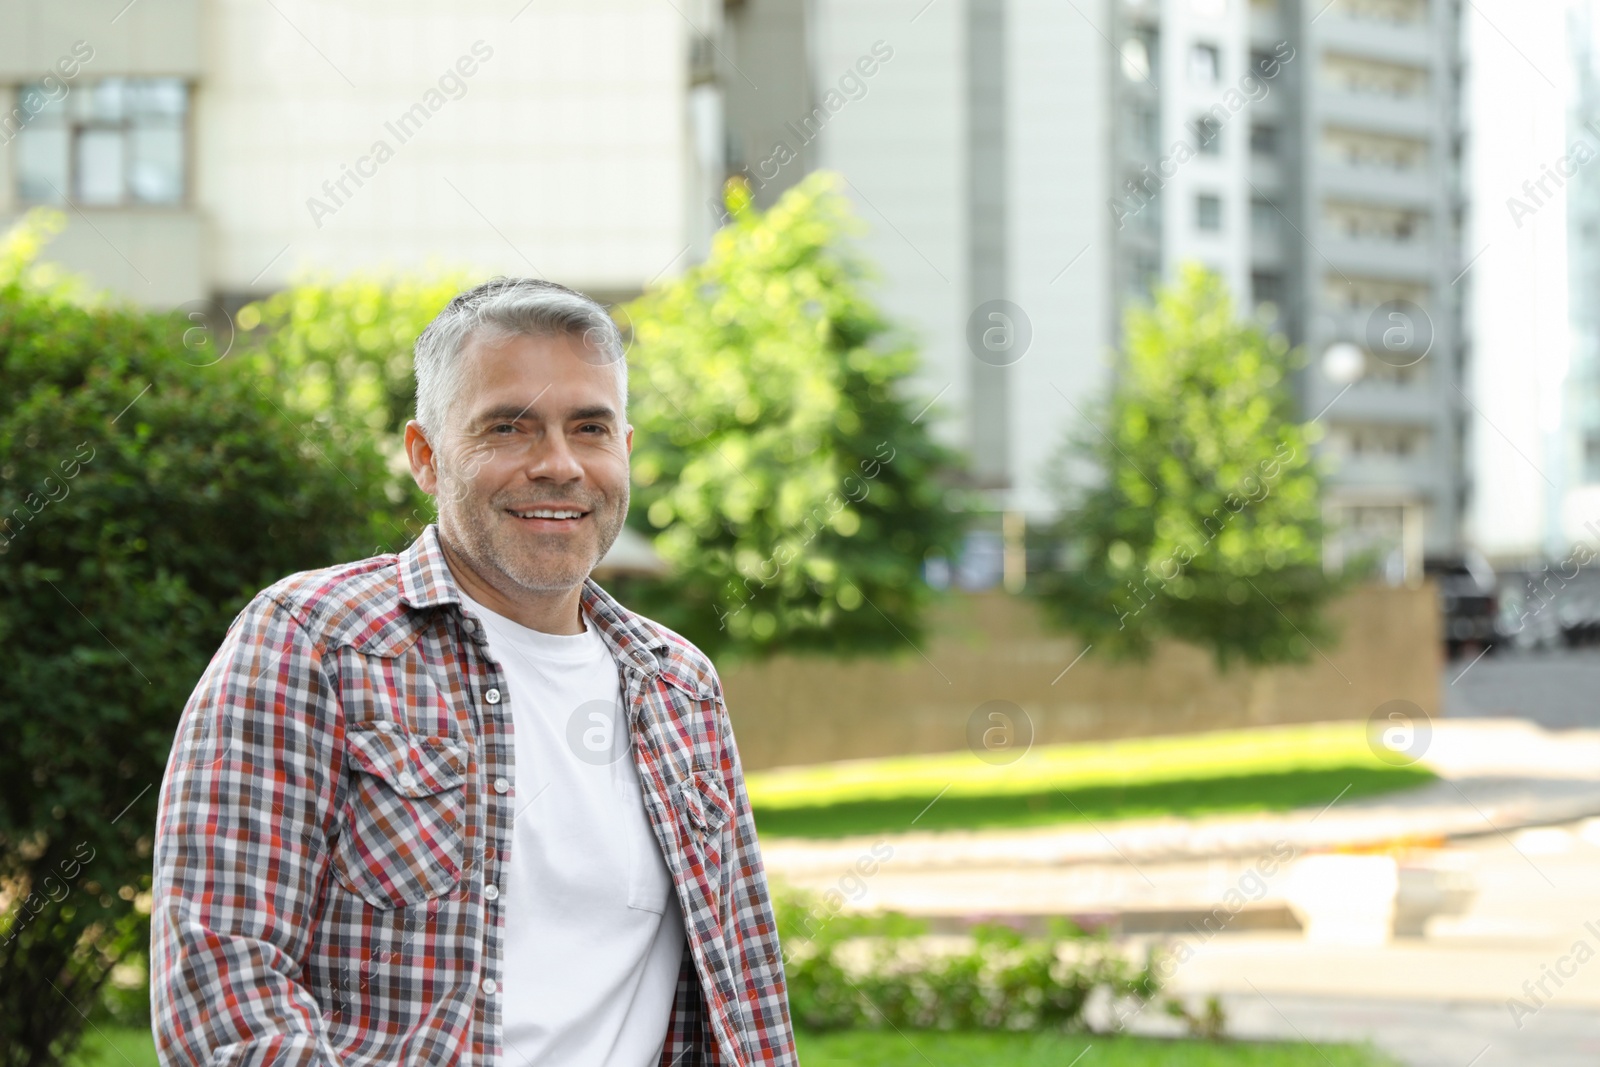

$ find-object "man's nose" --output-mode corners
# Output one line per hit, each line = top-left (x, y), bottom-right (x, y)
(524, 433), (584, 482)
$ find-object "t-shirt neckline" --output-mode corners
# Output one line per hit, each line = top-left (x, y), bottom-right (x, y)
(456, 588), (608, 665)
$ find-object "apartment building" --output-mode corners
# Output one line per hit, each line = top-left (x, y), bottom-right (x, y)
(1105, 0), (1466, 571)
(726, 0), (1468, 576)
(1564, 1), (1600, 552)
(723, 0), (1114, 544)
(0, 0), (725, 307)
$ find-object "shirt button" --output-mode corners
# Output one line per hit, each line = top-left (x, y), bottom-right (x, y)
(481, 978), (498, 995)
(398, 771), (415, 788)
(485, 688), (501, 705)
(485, 884), (499, 901)
(493, 777), (510, 794)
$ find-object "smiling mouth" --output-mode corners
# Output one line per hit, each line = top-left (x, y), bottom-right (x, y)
(502, 502), (598, 531)
(505, 506), (592, 528)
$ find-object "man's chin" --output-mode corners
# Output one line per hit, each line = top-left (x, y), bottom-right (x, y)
(497, 549), (600, 594)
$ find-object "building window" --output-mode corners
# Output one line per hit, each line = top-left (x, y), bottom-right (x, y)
(1585, 431), (1600, 484)
(1121, 33), (1156, 83)
(1127, 250), (1162, 297)
(1251, 122), (1278, 155)
(1252, 270), (1283, 309)
(1196, 193), (1223, 231)
(1132, 102), (1159, 153)
(1194, 114), (1223, 154)
(1251, 197), (1281, 235)
(14, 77), (188, 206)
(1189, 43), (1221, 84)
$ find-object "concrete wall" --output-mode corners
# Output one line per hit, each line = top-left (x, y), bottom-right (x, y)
(1006, 0), (1112, 515)
(722, 581), (1441, 771)
(806, 0), (1113, 515)
(197, 0), (698, 297)
(810, 0), (969, 461)
(0, 0), (201, 79)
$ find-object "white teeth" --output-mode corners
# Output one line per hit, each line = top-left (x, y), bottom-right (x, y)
(513, 509), (583, 520)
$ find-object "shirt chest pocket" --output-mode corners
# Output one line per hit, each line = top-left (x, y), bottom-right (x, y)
(330, 723), (469, 909)
(676, 769), (735, 906)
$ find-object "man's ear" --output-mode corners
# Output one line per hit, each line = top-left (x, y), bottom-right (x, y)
(625, 424), (634, 455)
(405, 421), (440, 497)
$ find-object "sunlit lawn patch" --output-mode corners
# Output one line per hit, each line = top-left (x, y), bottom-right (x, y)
(69, 1025), (1400, 1067)
(749, 721), (1435, 839)
(796, 1030), (1400, 1066)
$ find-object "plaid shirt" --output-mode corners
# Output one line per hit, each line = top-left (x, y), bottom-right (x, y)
(150, 523), (797, 1066)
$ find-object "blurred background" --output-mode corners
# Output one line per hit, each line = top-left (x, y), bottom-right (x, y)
(4, 0), (1600, 1065)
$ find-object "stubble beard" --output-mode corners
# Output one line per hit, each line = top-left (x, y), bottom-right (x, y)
(438, 467), (630, 597)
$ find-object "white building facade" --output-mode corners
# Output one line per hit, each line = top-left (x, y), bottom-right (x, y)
(0, 0), (725, 306)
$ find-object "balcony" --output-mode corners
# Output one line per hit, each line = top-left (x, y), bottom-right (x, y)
(1317, 14), (1435, 67)
(1310, 379), (1444, 425)
(1318, 162), (1435, 208)
(1319, 234), (1436, 277)
(1318, 89), (1435, 137)
(1249, 9), (1288, 48)
(1321, 448), (1446, 499)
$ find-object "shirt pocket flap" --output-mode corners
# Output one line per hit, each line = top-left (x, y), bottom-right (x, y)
(345, 725), (466, 797)
(679, 769), (734, 834)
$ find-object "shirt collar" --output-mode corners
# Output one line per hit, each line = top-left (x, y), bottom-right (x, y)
(397, 523), (667, 675)
(396, 523), (463, 611)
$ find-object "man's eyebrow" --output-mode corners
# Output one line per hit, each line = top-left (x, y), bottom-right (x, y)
(469, 404), (542, 427)
(467, 402), (618, 427)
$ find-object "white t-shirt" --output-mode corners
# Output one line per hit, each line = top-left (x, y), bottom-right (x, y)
(457, 589), (686, 1067)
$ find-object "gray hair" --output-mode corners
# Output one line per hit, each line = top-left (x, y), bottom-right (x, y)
(412, 277), (627, 438)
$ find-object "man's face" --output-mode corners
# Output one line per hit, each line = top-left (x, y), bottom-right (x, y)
(412, 330), (631, 598)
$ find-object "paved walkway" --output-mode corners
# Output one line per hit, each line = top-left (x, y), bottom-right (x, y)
(1128, 993), (1600, 1067)
(763, 717), (1600, 1067)
(1445, 648), (1600, 730)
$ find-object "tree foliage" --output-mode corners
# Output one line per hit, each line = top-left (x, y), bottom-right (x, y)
(614, 173), (964, 659)
(238, 268), (472, 441)
(235, 270), (469, 551)
(1033, 263), (1338, 667)
(0, 211), (400, 1066)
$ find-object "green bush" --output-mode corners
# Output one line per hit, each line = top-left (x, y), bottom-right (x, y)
(775, 887), (1161, 1033)
(235, 269), (469, 553)
(615, 173), (965, 660)
(0, 210), (402, 1067)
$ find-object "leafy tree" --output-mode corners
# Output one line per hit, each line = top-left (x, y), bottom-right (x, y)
(1033, 263), (1337, 667)
(0, 211), (400, 1066)
(235, 270), (470, 552)
(615, 173), (964, 659)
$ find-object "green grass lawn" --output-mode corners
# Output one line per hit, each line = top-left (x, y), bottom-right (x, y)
(69, 1024), (160, 1067)
(748, 721), (1436, 840)
(797, 1031), (1399, 1066)
(70, 1026), (1397, 1067)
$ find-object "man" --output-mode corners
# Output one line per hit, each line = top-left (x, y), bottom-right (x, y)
(151, 278), (798, 1066)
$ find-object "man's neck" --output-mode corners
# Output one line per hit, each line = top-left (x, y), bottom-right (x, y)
(437, 535), (586, 636)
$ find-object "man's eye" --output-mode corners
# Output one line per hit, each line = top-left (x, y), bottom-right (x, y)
(578, 424), (607, 434)
(491, 424), (516, 434)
